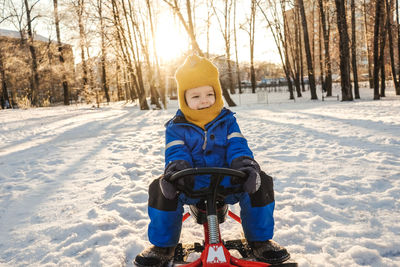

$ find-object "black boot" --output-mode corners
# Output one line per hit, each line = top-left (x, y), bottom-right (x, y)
(249, 240), (290, 264)
(134, 245), (176, 267)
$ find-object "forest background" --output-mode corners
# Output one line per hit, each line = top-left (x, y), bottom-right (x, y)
(1, 0), (400, 110)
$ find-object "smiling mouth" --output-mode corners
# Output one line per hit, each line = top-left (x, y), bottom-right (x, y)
(198, 106), (211, 110)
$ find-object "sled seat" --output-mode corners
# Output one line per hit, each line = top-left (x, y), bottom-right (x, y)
(189, 200), (228, 225)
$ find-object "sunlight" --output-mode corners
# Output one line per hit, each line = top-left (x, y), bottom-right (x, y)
(154, 20), (189, 63)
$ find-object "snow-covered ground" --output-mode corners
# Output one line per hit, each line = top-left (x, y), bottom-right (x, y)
(1, 85), (399, 267)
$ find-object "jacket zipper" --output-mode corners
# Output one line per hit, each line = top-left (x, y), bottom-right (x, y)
(202, 130), (207, 150)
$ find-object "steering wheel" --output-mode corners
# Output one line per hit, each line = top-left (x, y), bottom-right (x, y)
(169, 167), (247, 200)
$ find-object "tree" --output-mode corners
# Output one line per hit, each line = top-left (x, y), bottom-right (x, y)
(0, 49), (11, 109)
(72, 0), (89, 95)
(24, 0), (40, 106)
(240, 0), (257, 94)
(111, 0), (139, 104)
(233, 0), (242, 94)
(373, 0), (384, 100)
(257, 0), (295, 100)
(350, 0), (360, 99)
(212, 0), (235, 94)
(318, 0), (332, 96)
(121, 0), (149, 109)
(95, 0), (110, 103)
(133, 2), (162, 109)
(334, 0), (353, 101)
(249, 0), (256, 94)
(146, 0), (166, 108)
(363, 0), (374, 88)
(285, 0), (300, 98)
(205, 0), (214, 58)
(386, 0), (400, 96)
(378, 0), (388, 97)
(396, 0), (400, 95)
(162, 0), (203, 56)
(0, 12), (12, 109)
(53, 0), (70, 105)
(298, 0), (318, 100)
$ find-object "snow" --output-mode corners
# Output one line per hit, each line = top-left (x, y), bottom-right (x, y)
(1, 85), (400, 267)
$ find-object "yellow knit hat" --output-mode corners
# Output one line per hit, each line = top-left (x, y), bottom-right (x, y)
(175, 55), (224, 129)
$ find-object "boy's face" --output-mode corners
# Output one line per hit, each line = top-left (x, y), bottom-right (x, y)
(185, 85), (216, 110)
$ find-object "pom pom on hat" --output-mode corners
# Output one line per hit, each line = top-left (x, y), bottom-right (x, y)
(174, 55), (224, 129)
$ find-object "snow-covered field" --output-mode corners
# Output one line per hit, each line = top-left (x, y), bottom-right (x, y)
(1, 86), (399, 267)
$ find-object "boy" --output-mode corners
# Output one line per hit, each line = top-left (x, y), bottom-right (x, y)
(135, 55), (289, 266)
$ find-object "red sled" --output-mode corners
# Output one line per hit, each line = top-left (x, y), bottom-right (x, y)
(169, 168), (297, 267)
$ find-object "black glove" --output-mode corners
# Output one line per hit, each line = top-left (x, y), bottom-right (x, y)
(160, 160), (193, 199)
(230, 156), (261, 194)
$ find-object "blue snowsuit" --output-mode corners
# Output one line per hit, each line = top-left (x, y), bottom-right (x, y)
(148, 108), (275, 247)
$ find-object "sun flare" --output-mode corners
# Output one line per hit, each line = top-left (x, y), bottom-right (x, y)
(154, 20), (189, 63)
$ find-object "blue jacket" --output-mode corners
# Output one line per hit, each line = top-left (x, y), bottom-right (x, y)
(147, 108), (275, 247)
(165, 108), (253, 188)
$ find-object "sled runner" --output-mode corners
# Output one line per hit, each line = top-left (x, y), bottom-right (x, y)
(166, 167), (298, 267)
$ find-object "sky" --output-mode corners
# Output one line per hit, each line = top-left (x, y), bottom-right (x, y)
(1, 85), (400, 266)
(0, 0), (282, 65)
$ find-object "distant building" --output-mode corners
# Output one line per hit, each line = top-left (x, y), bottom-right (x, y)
(0, 28), (75, 107)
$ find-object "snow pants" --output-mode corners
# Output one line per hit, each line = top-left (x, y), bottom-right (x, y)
(147, 172), (275, 247)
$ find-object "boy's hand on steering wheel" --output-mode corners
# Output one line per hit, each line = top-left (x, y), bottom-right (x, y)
(231, 156), (261, 194)
(160, 160), (193, 199)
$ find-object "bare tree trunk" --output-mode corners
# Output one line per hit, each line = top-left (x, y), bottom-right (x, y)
(206, 0), (213, 57)
(212, 0), (235, 94)
(24, 0), (40, 106)
(282, 0), (295, 100)
(53, 0), (69, 105)
(0, 50), (11, 109)
(131, 5), (161, 109)
(298, 0), (318, 99)
(334, 0), (353, 101)
(396, 0), (400, 95)
(146, 0), (166, 108)
(318, 0), (332, 96)
(351, 0), (360, 99)
(125, 0), (149, 110)
(250, 0), (256, 94)
(115, 61), (123, 101)
(118, 0), (148, 109)
(258, 0), (294, 99)
(379, 1), (388, 97)
(364, 0), (374, 88)
(294, 7), (302, 98)
(373, 0), (384, 100)
(386, 0), (400, 94)
(111, 0), (138, 102)
(162, 0), (203, 56)
(185, 0), (201, 54)
(318, 12), (325, 92)
(311, 1), (316, 77)
(288, 2), (302, 98)
(46, 40), (56, 102)
(297, 5), (306, 92)
(233, 0), (242, 94)
(97, 0), (110, 103)
(76, 0), (89, 94)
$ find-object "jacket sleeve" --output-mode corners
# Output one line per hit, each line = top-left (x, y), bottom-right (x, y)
(165, 124), (193, 167)
(226, 115), (254, 166)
